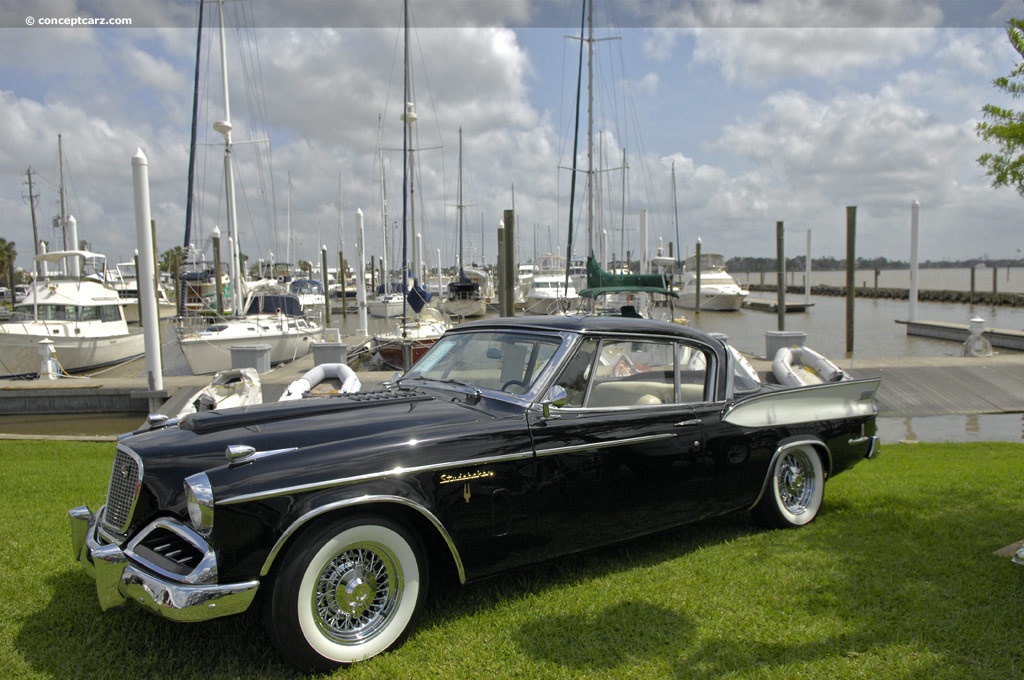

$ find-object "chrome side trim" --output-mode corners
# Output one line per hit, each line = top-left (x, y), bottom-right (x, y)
(217, 450), (536, 506)
(224, 433), (678, 506)
(260, 494), (466, 584)
(533, 433), (676, 458)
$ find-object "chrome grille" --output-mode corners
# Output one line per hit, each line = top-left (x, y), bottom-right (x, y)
(101, 446), (143, 536)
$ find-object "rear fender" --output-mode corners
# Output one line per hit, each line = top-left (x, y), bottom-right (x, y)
(750, 437), (830, 511)
(723, 378), (880, 429)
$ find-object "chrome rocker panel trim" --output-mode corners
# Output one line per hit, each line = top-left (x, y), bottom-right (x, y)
(69, 505), (259, 622)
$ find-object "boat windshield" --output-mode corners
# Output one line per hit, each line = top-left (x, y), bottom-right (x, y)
(404, 330), (562, 394)
(10, 304), (121, 323)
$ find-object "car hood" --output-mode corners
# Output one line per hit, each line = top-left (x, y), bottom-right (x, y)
(120, 386), (527, 504)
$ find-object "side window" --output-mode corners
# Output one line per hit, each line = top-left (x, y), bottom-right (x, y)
(552, 339), (599, 407)
(586, 339), (677, 408)
(677, 343), (711, 403)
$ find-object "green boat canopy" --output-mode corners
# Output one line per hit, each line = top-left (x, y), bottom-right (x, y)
(581, 255), (676, 298)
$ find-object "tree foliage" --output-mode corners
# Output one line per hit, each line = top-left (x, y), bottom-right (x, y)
(0, 238), (17, 292)
(977, 18), (1024, 196)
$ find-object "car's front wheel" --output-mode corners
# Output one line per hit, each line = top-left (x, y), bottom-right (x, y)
(753, 445), (824, 528)
(263, 515), (428, 672)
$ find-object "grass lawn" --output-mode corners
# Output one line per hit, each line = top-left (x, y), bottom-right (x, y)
(2, 439), (1024, 679)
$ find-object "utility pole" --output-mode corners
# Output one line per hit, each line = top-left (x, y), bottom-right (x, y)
(25, 167), (40, 277)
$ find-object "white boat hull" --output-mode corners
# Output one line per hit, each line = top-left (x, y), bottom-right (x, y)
(374, 309), (450, 370)
(178, 316), (323, 375)
(0, 325), (145, 376)
(440, 298), (486, 318)
(678, 290), (747, 311)
(367, 295), (405, 318)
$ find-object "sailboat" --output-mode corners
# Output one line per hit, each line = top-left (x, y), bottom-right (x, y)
(559, 0), (668, 315)
(373, 0), (451, 370)
(367, 124), (406, 319)
(440, 128), (488, 318)
(176, 0), (323, 375)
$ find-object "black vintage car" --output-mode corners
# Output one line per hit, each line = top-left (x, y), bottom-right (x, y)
(70, 315), (879, 672)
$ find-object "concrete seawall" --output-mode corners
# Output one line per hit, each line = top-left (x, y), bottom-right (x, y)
(745, 283), (1024, 307)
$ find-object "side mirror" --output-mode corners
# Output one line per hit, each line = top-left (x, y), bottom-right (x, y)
(540, 384), (568, 418)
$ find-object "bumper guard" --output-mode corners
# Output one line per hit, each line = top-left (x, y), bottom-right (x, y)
(69, 505), (259, 622)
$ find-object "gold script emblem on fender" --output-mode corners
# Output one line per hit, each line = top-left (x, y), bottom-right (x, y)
(439, 470), (495, 485)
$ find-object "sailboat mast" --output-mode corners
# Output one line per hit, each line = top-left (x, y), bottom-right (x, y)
(585, 0), (594, 258)
(58, 133), (68, 253)
(377, 114), (389, 293)
(287, 172), (293, 267)
(672, 161), (680, 266)
(182, 0), (204, 296)
(457, 127), (464, 272)
(400, 0), (419, 329)
(214, 0), (242, 317)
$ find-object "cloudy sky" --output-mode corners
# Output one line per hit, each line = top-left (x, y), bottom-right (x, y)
(0, 0), (1021, 278)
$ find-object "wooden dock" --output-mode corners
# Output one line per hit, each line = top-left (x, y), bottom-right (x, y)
(746, 353), (1024, 418)
(896, 319), (1024, 352)
(743, 297), (814, 313)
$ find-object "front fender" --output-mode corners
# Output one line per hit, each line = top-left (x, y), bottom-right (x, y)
(258, 491), (466, 581)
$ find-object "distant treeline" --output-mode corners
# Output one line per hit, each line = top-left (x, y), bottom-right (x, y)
(726, 256), (1024, 272)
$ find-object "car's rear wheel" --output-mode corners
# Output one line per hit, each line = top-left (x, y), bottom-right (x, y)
(753, 445), (824, 528)
(263, 515), (428, 672)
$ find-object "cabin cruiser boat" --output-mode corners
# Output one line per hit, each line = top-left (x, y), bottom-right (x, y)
(678, 253), (748, 311)
(0, 250), (144, 377)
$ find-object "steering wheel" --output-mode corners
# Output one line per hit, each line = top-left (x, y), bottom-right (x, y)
(500, 379), (528, 393)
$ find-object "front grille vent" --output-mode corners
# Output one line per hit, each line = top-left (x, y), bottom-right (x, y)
(131, 527), (204, 576)
(101, 446), (143, 536)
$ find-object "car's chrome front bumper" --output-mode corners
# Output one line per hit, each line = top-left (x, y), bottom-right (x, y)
(69, 505), (259, 622)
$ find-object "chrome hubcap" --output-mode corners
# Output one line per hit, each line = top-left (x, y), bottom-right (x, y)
(778, 453), (813, 514)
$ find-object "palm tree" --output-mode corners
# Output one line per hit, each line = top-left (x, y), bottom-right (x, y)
(0, 238), (17, 296)
(160, 246), (185, 275)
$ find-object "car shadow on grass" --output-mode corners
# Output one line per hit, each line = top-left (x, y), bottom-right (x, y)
(18, 569), (298, 680)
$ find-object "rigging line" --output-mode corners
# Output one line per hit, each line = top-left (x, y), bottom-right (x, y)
(564, 0), (586, 291)
(230, 1), (276, 253)
(611, 28), (663, 237)
(408, 3), (447, 239)
(183, 0), (204, 275)
(241, 0), (278, 245)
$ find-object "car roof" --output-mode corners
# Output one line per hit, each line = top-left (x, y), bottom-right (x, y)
(451, 314), (723, 346)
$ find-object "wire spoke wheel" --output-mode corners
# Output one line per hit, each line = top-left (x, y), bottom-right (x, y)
(314, 542), (401, 643)
(754, 445), (824, 529)
(265, 516), (428, 672)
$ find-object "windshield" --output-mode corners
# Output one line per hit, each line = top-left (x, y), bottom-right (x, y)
(404, 330), (562, 394)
